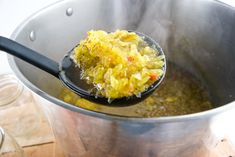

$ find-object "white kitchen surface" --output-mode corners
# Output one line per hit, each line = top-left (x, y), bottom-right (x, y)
(0, 0), (235, 148)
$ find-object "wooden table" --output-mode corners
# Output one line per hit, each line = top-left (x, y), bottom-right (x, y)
(0, 88), (64, 157)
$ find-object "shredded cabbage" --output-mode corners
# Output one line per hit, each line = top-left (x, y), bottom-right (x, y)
(72, 30), (165, 98)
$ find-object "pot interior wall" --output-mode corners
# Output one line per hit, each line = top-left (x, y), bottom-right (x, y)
(13, 0), (235, 108)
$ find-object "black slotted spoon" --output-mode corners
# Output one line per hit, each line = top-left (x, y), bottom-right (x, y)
(0, 32), (166, 106)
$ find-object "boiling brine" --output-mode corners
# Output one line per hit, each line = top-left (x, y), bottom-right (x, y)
(58, 64), (213, 117)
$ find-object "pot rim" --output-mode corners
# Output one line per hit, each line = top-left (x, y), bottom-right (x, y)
(7, 0), (235, 123)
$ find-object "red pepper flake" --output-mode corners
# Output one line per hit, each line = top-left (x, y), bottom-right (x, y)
(149, 73), (158, 81)
(127, 56), (134, 62)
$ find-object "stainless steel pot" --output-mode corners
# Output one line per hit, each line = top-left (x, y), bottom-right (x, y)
(7, 0), (235, 156)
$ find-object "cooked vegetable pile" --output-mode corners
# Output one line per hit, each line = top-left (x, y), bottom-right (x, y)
(72, 30), (165, 99)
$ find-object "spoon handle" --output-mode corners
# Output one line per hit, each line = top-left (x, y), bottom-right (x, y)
(0, 36), (59, 78)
